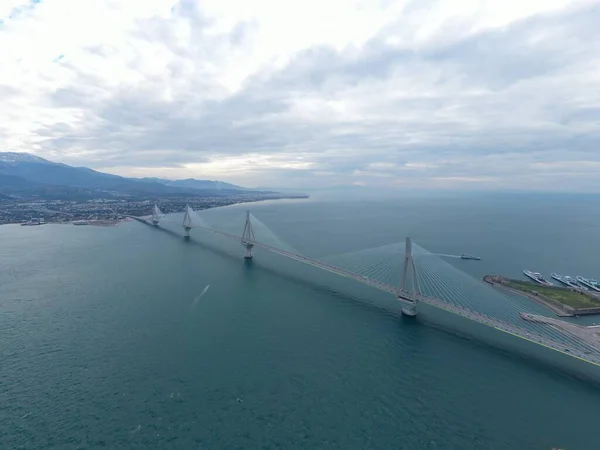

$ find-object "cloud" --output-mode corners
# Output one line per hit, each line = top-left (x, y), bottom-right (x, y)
(0, 0), (599, 191)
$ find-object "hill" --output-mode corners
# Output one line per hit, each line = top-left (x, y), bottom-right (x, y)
(0, 153), (259, 200)
(140, 177), (245, 191)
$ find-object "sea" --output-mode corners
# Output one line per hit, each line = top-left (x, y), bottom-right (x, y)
(2, 193), (600, 449)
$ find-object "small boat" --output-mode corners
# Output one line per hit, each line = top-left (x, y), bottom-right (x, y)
(524, 270), (553, 286)
(20, 220), (44, 226)
(565, 275), (587, 290)
(460, 253), (481, 261)
(576, 276), (600, 292)
(551, 273), (580, 289)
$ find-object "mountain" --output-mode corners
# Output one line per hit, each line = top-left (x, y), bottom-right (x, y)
(0, 173), (42, 189)
(0, 157), (173, 193)
(140, 177), (245, 191)
(0, 172), (103, 200)
(0, 152), (53, 164)
(0, 152), (258, 200)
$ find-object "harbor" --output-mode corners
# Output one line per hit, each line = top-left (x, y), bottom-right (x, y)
(522, 270), (600, 293)
(484, 275), (600, 317)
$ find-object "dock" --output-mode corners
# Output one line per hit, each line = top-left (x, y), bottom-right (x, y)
(484, 275), (600, 317)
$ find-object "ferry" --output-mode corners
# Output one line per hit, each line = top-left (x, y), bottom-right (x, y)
(20, 219), (45, 226)
(523, 270), (553, 286)
(576, 276), (600, 292)
(551, 273), (580, 289)
(460, 253), (481, 261)
(565, 275), (587, 290)
(552, 273), (588, 291)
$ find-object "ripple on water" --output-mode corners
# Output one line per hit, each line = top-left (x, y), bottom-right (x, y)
(2, 203), (600, 449)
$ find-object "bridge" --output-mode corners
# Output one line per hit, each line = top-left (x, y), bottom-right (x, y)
(134, 204), (600, 370)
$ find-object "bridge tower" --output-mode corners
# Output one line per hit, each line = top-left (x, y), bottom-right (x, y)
(398, 237), (421, 317)
(182, 204), (193, 240)
(151, 204), (162, 226)
(241, 210), (255, 259)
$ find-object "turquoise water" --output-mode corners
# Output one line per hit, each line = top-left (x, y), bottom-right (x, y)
(2, 194), (600, 449)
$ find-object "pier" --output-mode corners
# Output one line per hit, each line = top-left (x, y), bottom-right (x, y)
(485, 275), (600, 316)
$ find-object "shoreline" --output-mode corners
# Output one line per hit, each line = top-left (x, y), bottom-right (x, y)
(484, 275), (600, 317)
(71, 218), (133, 227)
(484, 275), (573, 317)
(0, 196), (309, 227)
(134, 196), (309, 219)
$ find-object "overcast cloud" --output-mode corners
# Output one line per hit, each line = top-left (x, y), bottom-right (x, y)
(0, 0), (599, 191)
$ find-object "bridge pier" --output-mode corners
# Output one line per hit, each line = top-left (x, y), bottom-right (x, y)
(182, 204), (193, 241)
(241, 211), (256, 260)
(151, 204), (162, 226)
(401, 301), (417, 317)
(397, 237), (421, 318)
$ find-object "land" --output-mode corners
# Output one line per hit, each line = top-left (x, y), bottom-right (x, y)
(484, 275), (600, 316)
(0, 152), (309, 225)
(0, 193), (308, 226)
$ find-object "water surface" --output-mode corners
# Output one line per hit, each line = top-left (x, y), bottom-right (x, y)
(2, 194), (600, 449)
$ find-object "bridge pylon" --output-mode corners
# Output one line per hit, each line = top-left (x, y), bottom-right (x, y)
(182, 204), (193, 240)
(151, 204), (162, 226)
(398, 237), (421, 317)
(241, 210), (256, 259)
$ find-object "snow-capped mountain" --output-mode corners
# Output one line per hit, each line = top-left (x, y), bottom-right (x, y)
(0, 152), (53, 164)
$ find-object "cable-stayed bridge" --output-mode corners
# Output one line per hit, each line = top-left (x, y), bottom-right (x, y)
(136, 205), (600, 369)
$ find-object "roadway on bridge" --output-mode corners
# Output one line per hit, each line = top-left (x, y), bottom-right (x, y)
(135, 209), (600, 368)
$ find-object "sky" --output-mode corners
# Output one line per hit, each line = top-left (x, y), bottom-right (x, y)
(0, 0), (599, 191)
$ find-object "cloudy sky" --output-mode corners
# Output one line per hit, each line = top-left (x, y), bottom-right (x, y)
(0, 0), (598, 191)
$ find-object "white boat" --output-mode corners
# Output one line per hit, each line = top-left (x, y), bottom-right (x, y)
(552, 273), (572, 287)
(576, 276), (600, 292)
(524, 270), (553, 286)
(551, 273), (583, 289)
(565, 275), (587, 290)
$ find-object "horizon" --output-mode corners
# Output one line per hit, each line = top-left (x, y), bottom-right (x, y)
(5, 150), (600, 196)
(1, 1), (599, 192)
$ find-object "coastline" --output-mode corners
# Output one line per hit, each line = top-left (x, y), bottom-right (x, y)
(484, 275), (573, 317)
(484, 275), (600, 317)
(0, 196), (309, 227)
(134, 196), (310, 220)
(70, 218), (133, 227)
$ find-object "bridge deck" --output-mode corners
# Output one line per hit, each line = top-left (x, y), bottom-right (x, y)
(139, 217), (600, 368)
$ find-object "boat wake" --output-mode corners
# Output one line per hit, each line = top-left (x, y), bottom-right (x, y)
(191, 285), (210, 309)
